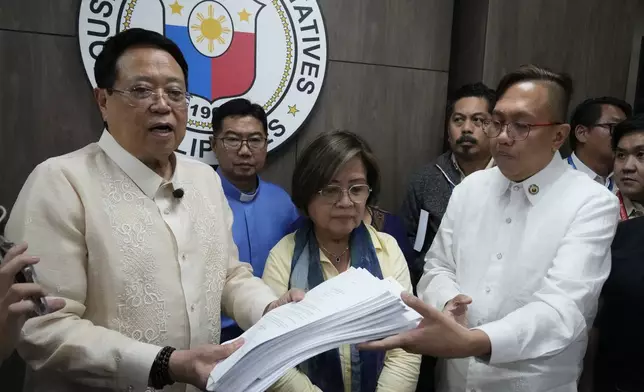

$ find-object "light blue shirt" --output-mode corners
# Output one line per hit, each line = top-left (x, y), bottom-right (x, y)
(217, 168), (299, 329)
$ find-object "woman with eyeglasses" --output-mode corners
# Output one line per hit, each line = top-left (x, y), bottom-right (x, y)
(262, 130), (421, 392)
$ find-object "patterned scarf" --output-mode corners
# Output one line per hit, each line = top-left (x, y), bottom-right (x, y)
(288, 219), (385, 392)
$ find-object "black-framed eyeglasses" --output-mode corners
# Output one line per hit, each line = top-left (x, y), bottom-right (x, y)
(107, 87), (191, 110)
(317, 184), (372, 204)
(217, 135), (267, 150)
(593, 122), (619, 135)
(484, 120), (562, 141)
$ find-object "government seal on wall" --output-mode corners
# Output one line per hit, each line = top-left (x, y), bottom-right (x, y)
(79, 0), (328, 165)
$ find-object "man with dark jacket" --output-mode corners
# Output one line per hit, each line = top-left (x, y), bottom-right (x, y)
(401, 83), (496, 289)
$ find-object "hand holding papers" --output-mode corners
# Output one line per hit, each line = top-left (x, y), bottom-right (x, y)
(206, 267), (422, 392)
(357, 292), (492, 359)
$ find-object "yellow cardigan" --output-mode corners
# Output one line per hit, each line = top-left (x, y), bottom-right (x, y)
(262, 224), (421, 392)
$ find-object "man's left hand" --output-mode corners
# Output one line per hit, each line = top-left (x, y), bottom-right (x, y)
(263, 289), (305, 315)
(357, 293), (491, 358)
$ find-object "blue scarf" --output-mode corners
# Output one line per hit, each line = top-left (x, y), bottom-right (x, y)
(288, 220), (386, 392)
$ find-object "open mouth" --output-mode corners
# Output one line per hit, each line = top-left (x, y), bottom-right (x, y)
(149, 123), (174, 134)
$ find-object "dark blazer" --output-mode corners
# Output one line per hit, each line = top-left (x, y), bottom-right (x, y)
(594, 216), (644, 391)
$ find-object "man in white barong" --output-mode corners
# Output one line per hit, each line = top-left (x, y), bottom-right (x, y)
(359, 64), (619, 392)
(5, 28), (302, 392)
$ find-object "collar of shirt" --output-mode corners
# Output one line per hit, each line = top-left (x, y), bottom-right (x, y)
(495, 154), (567, 206)
(451, 153), (496, 181)
(622, 195), (644, 218)
(216, 167), (260, 203)
(570, 152), (614, 187)
(97, 130), (180, 199)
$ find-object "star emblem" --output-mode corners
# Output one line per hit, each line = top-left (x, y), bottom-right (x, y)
(169, 0), (184, 15)
(238, 8), (252, 22)
(288, 105), (299, 116)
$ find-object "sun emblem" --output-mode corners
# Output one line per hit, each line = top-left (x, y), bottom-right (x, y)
(190, 4), (231, 54)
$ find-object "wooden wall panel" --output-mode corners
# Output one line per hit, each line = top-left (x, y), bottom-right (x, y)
(261, 135), (298, 194)
(294, 61), (449, 212)
(625, 0), (644, 108)
(447, 0), (489, 93)
(483, 0), (638, 108)
(320, 0), (453, 71)
(0, 0), (80, 36)
(0, 30), (103, 218)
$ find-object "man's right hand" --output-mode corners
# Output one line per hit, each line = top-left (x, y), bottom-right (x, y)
(0, 243), (65, 363)
(443, 294), (472, 327)
(169, 339), (244, 390)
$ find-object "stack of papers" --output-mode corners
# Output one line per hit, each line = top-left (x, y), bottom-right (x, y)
(207, 267), (422, 392)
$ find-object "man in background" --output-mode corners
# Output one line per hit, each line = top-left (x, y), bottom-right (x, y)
(612, 114), (644, 219)
(566, 96), (632, 191)
(400, 82), (496, 288)
(210, 98), (299, 342)
(579, 114), (644, 391)
(400, 82), (495, 392)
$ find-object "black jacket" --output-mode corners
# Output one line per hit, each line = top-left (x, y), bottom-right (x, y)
(399, 151), (460, 288)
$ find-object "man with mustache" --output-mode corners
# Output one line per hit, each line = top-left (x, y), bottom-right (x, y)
(401, 82), (496, 289)
(209, 98), (299, 343)
(361, 65), (619, 392)
(400, 82), (495, 392)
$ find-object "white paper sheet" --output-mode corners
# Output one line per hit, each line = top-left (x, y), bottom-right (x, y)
(206, 268), (421, 392)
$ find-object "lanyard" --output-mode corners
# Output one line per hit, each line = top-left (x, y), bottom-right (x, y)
(617, 191), (629, 221)
(567, 156), (614, 191)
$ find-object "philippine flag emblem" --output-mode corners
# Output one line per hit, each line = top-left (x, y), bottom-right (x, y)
(79, 0), (328, 165)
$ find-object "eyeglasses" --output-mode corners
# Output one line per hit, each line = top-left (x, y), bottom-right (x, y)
(108, 87), (191, 110)
(317, 184), (372, 204)
(593, 122), (619, 135)
(484, 120), (562, 141)
(218, 135), (267, 150)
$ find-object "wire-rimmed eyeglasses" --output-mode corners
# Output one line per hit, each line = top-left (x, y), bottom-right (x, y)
(107, 86), (191, 110)
(483, 120), (563, 141)
(317, 184), (372, 204)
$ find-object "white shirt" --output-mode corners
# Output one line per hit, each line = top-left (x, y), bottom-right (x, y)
(567, 152), (615, 193)
(418, 155), (619, 392)
(6, 131), (278, 392)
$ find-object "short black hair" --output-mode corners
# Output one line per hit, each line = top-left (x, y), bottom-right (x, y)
(94, 28), (189, 89)
(569, 97), (633, 151)
(211, 98), (268, 135)
(496, 64), (573, 122)
(612, 114), (644, 151)
(446, 82), (496, 120)
(292, 130), (381, 213)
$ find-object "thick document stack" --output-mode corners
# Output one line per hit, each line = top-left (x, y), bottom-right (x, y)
(207, 267), (422, 392)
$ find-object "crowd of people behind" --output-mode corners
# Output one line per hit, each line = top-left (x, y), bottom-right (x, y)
(1, 27), (643, 392)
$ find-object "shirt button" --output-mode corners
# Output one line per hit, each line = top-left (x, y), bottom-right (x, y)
(496, 253), (503, 260)
(190, 305), (195, 312)
(513, 185), (520, 191)
(164, 208), (170, 215)
(182, 254), (186, 261)
(476, 321), (482, 326)
(485, 287), (491, 293)
(505, 217), (512, 224)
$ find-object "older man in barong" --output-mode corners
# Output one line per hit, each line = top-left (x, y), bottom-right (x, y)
(5, 28), (302, 392)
